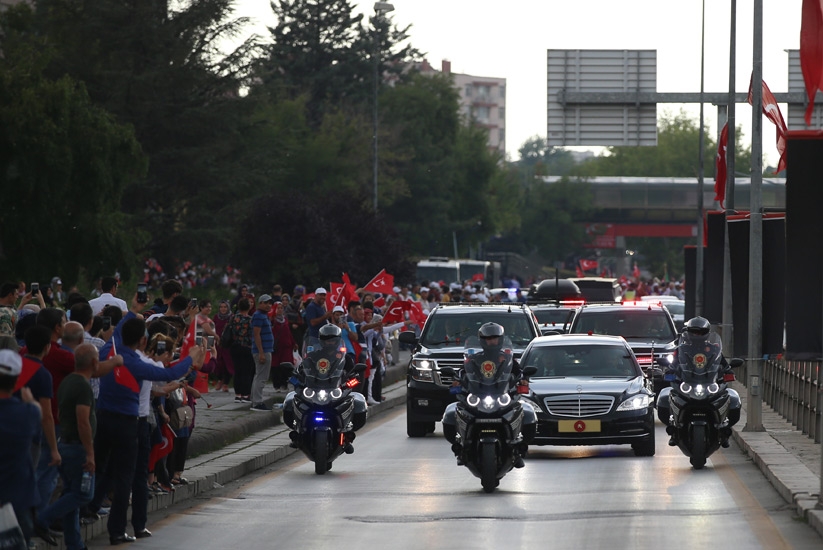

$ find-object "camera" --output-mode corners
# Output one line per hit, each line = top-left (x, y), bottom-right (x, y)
(101, 316), (112, 332)
(156, 340), (167, 353)
(190, 298), (198, 308)
(207, 335), (215, 348)
(31, 282), (39, 296)
(136, 283), (148, 304)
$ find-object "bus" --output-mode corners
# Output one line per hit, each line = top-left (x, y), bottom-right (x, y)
(415, 258), (501, 287)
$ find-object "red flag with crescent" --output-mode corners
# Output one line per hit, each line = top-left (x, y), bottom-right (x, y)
(148, 423), (176, 470)
(363, 269), (395, 296)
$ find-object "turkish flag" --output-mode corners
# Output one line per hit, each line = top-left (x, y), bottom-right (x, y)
(801, 0), (823, 125)
(148, 423), (176, 470)
(179, 318), (197, 359)
(579, 259), (598, 272)
(748, 76), (787, 174)
(714, 122), (728, 207)
(632, 263), (641, 279)
(575, 266), (584, 278)
(363, 269), (395, 296)
(408, 301), (427, 326)
(471, 273), (484, 282)
(382, 301), (407, 324)
(373, 296), (386, 308)
(109, 339), (140, 393)
(327, 282), (348, 310)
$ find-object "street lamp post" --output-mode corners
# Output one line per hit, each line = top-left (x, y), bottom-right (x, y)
(373, 2), (394, 213)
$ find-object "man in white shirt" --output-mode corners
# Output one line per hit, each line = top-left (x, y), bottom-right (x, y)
(88, 277), (128, 315)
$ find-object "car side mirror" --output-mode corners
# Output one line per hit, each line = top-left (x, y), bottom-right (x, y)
(729, 358), (745, 368)
(522, 365), (538, 377)
(398, 331), (418, 345)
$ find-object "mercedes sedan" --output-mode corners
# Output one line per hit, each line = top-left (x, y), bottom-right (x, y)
(518, 334), (656, 456)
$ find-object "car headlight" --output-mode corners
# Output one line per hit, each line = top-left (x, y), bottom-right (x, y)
(617, 394), (650, 411)
(411, 359), (434, 382)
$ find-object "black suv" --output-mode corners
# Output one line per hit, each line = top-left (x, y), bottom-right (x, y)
(399, 302), (541, 437)
(567, 302), (678, 396)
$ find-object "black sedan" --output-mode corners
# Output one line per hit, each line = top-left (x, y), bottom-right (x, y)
(518, 334), (656, 456)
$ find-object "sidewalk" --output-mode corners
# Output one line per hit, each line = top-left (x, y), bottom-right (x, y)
(32, 354), (823, 548)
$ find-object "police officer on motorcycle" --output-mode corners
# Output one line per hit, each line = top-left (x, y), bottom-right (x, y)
(666, 316), (736, 447)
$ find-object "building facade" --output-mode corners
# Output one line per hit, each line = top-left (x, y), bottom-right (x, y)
(419, 60), (506, 155)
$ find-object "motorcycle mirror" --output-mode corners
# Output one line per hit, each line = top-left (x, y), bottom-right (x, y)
(729, 358), (745, 368)
(353, 363), (367, 374)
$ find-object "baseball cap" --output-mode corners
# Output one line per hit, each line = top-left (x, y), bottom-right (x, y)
(315, 287), (328, 295)
(420, 287), (430, 292)
(258, 294), (274, 303)
(0, 349), (22, 377)
(392, 286), (401, 293)
(332, 305), (345, 313)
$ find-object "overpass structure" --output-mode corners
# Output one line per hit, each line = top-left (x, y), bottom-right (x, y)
(541, 175), (786, 244)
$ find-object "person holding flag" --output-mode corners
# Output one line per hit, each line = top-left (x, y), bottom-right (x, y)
(86, 294), (205, 545)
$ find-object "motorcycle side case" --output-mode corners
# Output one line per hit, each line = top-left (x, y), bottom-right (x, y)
(352, 391), (368, 431)
(656, 386), (672, 425)
(727, 387), (741, 426)
(283, 391), (296, 428)
(442, 402), (458, 444)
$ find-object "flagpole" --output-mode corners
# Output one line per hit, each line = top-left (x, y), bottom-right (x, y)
(695, 0), (706, 317)
(721, 0), (737, 362)
(744, 0), (764, 432)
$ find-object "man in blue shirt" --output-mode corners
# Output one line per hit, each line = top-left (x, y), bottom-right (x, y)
(303, 287), (332, 342)
(250, 294), (274, 412)
(87, 296), (205, 545)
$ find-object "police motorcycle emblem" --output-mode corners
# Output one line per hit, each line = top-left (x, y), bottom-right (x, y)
(317, 358), (331, 374)
(693, 353), (706, 371)
(481, 360), (497, 379)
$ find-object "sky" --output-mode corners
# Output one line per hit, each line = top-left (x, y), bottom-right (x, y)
(232, 0), (805, 165)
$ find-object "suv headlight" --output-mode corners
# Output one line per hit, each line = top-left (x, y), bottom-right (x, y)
(411, 359), (435, 382)
(617, 394), (650, 411)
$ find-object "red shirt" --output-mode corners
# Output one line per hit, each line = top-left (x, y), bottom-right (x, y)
(43, 343), (75, 424)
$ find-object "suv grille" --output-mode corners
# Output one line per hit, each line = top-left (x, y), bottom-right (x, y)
(544, 395), (614, 417)
(435, 359), (464, 385)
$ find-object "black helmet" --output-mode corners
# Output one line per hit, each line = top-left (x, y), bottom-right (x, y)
(478, 322), (504, 354)
(684, 316), (711, 336)
(319, 323), (341, 345)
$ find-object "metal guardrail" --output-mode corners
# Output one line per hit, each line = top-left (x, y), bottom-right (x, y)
(760, 358), (822, 443)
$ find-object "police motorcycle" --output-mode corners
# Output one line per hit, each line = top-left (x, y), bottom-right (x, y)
(656, 317), (743, 469)
(441, 323), (537, 493)
(282, 325), (368, 475)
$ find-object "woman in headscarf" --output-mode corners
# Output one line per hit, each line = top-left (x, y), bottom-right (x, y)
(212, 300), (234, 392)
(269, 301), (297, 391)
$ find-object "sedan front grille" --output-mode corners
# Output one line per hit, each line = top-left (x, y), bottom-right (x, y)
(544, 395), (615, 417)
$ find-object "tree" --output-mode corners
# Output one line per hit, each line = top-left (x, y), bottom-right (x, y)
(0, 5), (147, 283)
(233, 191), (415, 288)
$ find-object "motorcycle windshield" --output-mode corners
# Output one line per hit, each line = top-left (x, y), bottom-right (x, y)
(462, 336), (515, 395)
(676, 331), (723, 383)
(301, 336), (347, 390)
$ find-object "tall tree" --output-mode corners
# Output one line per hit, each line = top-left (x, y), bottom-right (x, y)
(0, 5), (147, 282)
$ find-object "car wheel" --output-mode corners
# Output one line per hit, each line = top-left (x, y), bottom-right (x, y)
(407, 419), (428, 438)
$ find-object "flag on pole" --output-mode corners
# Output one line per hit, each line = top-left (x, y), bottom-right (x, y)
(714, 122), (728, 207)
(579, 259), (598, 272)
(363, 269), (395, 296)
(177, 318), (208, 393)
(148, 423), (176, 470)
(748, 75), (787, 173)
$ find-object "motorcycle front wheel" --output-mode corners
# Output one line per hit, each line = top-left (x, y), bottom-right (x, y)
(689, 424), (707, 470)
(480, 441), (499, 493)
(314, 430), (329, 475)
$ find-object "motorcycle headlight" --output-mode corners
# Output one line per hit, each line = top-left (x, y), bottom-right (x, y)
(617, 394), (650, 411)
(679, 382), (692, 394)
(693, 384), (705, 397)
(497, 393), (512, 407)
(466, 394), (480, 407)
(315, 389), (330, 403)
(482, 395), (496, 411)
(707, 383), (719, 394)
(331, 388), (343, 399)
(411, 359), (434, 382)
(303, 388), (315, 399)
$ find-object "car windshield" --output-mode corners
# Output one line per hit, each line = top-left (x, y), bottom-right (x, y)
(533, 309), (574, 326)
(522, 344), (638, 378)
(664, 302), (684, 315)
(572, 310), (675, 342)
(419, 311), (535, 348)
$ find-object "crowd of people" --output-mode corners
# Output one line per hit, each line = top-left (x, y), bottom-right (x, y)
(0, 274), (435, 549)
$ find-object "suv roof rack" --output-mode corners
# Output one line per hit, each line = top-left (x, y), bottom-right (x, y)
(434, 302), (529, 311)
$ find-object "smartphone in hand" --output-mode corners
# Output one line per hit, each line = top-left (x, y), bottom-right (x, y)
(136, 283), (148, 304)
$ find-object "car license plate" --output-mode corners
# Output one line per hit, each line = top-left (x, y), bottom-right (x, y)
(558, 420), (601, 433)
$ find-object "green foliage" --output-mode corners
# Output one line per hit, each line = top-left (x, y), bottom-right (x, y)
(0, 4), (147, 284)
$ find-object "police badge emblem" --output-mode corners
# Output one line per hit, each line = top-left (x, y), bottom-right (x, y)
(317, 358), (331, 374)
(693, 353), (707, 370)
(481, 360), (497, 378)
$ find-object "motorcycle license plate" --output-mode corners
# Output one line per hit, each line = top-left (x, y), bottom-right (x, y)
(558, 420), (601, 433)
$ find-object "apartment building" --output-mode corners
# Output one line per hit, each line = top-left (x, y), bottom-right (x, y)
(419, 59), (506, 155)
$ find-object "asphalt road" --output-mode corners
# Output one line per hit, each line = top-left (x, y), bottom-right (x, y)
(87, 410), (822, 550)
